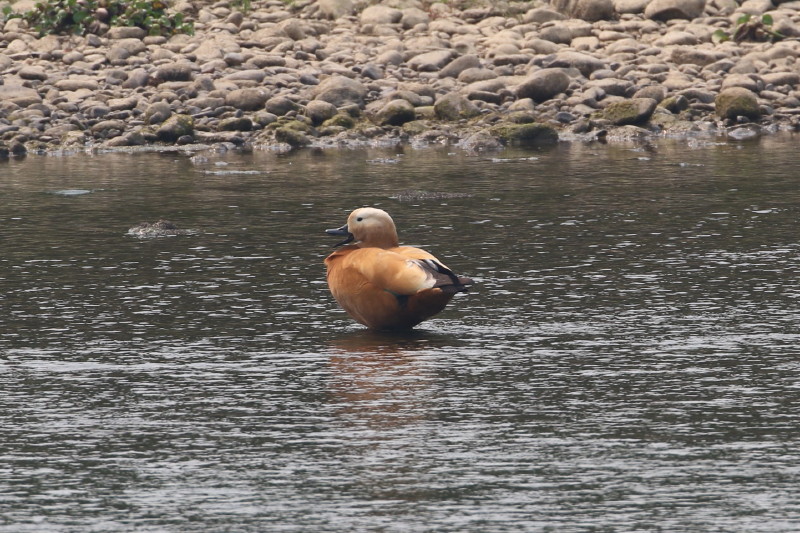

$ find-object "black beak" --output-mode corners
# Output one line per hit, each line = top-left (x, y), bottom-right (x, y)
(326, 224), (354, 247)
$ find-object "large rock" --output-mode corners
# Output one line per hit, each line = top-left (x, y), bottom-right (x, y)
(91, 119), (127, 137)
(157, 114), (194, 142)
(18, 66), (48, 81)
(489, 123), (559, 147)
(439, 54), (481, 78)
(305, 100), (338, 125)
(374, 99), (416, 126)
(644, 0), (706, 21)
(122, 69), (149, 89)
(433, 93), (480, 120)
(55, 78), (99, 91)
(515, 69), (570, 102)
(762, 72), (800, 87)
(458, 68), (497, 84)
(112, 38), (147, 56)
(154, 63), (194, 83)
(715, 87), (761, 120)
(0, 84), (42, 107)
(551, 0), (614, 21)
(721, 73), (760, 92)
(601, 98), (658, 125)
(27, 34), (61, 54)
(313, 76), (368, 107)
(402, 7), (429, 28)
(523, 7), (567, 23)
(265, 95), (300, 116)
(226, 88), (270, 110)
(145, 101), (172, 125)
(274, 121), (313, 147)
(108, 96), (140, 111)
(318, 0), (354, 19)
(360, 5), (402, 25)
(633, 85), (667, 103)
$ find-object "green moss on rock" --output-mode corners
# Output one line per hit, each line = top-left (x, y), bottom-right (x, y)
(275, 126), (311, 147)
(434, 93), (481, 121)
(506, 111), (537, 124)
(488, 122), (559, 147)
(715, 87), (761, 120)
(322, 113), (356, 129)
(658, 95), (689, 114)
(401, 120), (433, 135)
(601, 98), (657, 126)
(375, 99), (416, 126)
(157, 114), (194, 143)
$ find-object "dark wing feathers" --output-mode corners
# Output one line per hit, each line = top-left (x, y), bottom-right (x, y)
(418, 259), (473, 293)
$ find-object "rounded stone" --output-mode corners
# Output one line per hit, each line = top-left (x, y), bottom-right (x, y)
(145, 102), (173, 125)
(218, 117), (253, 131)
(305, 100), (338, 125)
(154, 63), (195, 83)
(601, 98), (658, 126)
(157, 114), (194, 143)
(107, 26), (147, 39)
(18, 66), (48, 81)
(551, 0), (614, 21)
(715, 87), (761, 120)
(644, 0), (706, 21)
(439, 54), (482, 79)
(375, 99), (416, 126)
(360, 5), (402, 25)
(433, 93), (480, 121)
(226, 88), (270, 111)
(516, 69), (570, 102)
(313, 76), (368, 108)
(265, 96), (300, 116)
(488, 122), (559, 147)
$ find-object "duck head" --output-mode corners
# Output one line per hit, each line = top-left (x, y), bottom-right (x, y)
(326, 207), (400, 248)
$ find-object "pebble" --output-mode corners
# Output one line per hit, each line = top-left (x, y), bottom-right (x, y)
(2, 0), (800, 154)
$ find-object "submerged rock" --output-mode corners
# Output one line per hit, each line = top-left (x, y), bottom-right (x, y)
(391, 190), (474, 201)
(127, 220), (192, 237)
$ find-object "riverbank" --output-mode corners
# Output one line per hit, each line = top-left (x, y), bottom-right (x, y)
(2, 0), (800, 157)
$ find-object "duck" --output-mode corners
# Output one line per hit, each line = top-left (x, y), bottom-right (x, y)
(324, 207), (473, 330)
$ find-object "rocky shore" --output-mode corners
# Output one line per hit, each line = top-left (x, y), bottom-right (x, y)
(2, 0), (800, 156)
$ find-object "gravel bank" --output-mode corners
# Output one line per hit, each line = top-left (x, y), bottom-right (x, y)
(2, 0), (800, 156)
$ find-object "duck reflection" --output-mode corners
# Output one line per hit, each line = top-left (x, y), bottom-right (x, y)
(327, 329), (452, 429)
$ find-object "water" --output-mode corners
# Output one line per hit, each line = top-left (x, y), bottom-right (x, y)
(2, 135), (800, 532)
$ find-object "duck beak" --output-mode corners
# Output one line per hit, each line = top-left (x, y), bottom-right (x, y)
(326, 224), (354, 247)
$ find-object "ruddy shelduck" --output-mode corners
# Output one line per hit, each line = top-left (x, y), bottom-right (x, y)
(324, 207), (473, 330)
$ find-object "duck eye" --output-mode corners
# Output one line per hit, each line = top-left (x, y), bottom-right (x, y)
(356, 217), (363, 222)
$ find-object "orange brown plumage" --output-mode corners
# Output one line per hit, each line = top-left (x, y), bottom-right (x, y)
(324, 207), (472, 330)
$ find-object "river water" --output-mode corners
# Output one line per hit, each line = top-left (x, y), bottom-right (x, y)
(1, 134), (799, 532)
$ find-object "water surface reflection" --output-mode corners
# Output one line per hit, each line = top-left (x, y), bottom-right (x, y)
(2, 136), (800, 531)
